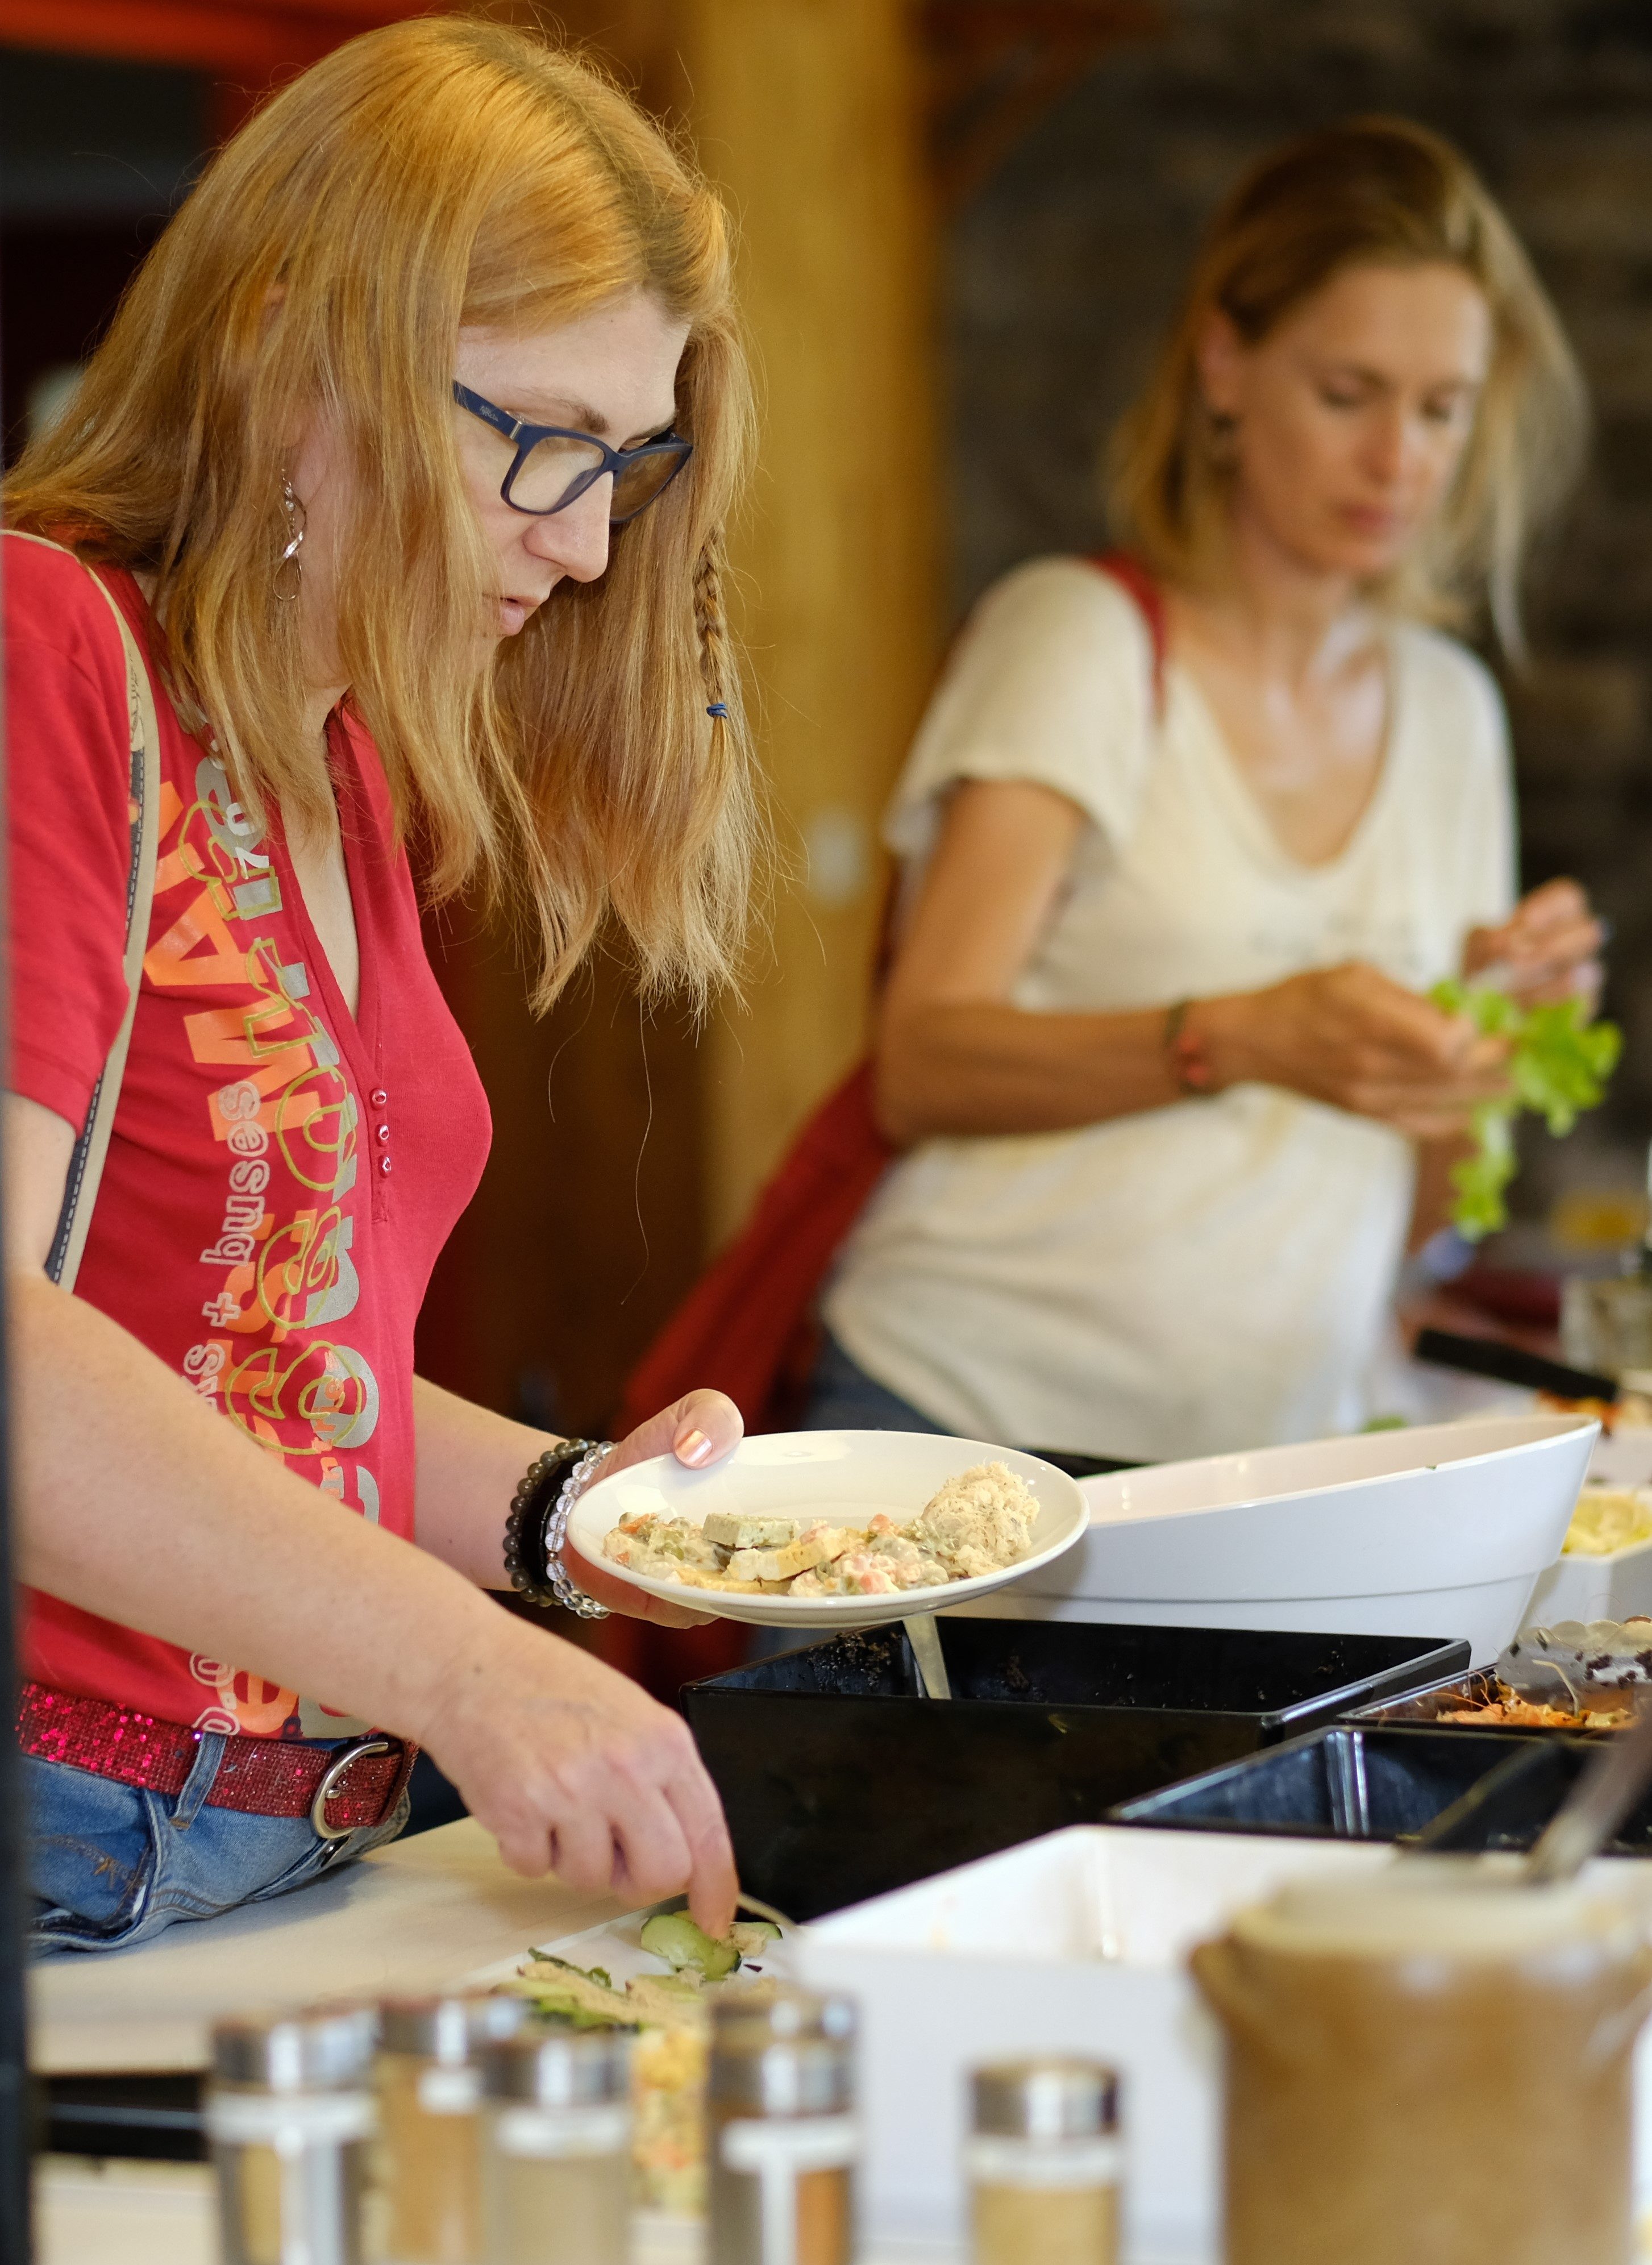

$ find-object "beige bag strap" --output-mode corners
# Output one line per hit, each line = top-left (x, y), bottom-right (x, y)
(6, 533), (163, 1290)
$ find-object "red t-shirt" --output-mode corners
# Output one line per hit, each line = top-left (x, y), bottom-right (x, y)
(4, 532), (491, 1737)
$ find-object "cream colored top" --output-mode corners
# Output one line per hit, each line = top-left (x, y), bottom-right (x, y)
(822, 558), (1517, 1461)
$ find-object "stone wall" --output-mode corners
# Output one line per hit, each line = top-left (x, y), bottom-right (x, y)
(944, 0), (1652, 1207)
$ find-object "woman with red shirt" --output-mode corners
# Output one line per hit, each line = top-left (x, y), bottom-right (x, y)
(3, 20), (755, 1947)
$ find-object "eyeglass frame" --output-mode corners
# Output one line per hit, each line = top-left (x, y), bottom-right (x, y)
(452, 381), (694, 523)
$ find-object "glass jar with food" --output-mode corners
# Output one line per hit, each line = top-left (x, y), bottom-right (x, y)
(1193, 1860), (1652, 2265)
(477, 2028), (632, 2265)
(967, 2057), (1121, 2265)
(377, 1993), (533, 2264)
(706, 1987), (858, 2265)
(207, 2005), (379, 2265)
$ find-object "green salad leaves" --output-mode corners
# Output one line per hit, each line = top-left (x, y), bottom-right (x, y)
(1429, 979), (1622, 1240)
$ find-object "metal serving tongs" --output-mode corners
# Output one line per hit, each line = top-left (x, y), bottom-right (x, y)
(1524, 1691), (1652, 1885)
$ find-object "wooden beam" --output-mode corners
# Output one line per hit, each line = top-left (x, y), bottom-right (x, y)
(683, 0), (942, 1245)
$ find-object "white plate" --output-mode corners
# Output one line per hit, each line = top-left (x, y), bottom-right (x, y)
(460, 1901), (705, 1993)
(567, 1429), (1088, 1628)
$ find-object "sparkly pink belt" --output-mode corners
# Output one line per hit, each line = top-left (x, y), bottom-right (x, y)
(18, 1681), (417, 1840)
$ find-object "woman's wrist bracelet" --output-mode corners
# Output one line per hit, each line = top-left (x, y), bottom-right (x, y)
(502, 1439), (615, 1618)
(1163, 998), (1217, 1097)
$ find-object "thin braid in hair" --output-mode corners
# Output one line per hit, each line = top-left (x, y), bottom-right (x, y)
(692, 529), (731, 721)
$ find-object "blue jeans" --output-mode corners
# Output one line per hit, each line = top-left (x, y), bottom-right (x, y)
(27, 1736), (409, 1956)
(796, 1331), (947, 1433)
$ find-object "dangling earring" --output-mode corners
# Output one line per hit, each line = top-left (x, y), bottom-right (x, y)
(1206, 407), (1241, 471)
(276, 475), (305, 600)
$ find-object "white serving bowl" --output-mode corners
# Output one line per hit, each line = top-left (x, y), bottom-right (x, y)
(567, 1429), (1087, 1630)
(948, 1414), (1597, 1665)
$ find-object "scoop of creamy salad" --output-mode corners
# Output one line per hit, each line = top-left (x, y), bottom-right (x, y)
(601, 1460), (1038, 1597)
(1562, 1485), (1652, 1558)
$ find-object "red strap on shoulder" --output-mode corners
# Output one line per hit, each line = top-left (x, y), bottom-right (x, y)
(1087, 550), (1167, 716)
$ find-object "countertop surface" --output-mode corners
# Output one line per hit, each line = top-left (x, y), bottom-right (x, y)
(34, 1817), (1652, 2265)
(34, 2159), (962, 2265)
(34, 1822), (955, 2261)
(38, 2158), (1652, 2265)
(31, 1818), (622, 2073)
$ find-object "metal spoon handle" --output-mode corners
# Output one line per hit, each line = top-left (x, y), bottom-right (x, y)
(1525, 1698), (1652, 1885)
(904, 1614), (952, 1699)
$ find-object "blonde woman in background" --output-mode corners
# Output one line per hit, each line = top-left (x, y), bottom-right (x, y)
(4, 19), (756, 1946)
(812, 118), (1605, 1464)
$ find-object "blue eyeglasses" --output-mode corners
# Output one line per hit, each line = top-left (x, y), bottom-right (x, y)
(452, 382), (694, 523)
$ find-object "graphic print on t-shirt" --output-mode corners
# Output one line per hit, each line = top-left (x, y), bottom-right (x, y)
(143, 751), (380, 1736)
(8, 542), (490, 1739)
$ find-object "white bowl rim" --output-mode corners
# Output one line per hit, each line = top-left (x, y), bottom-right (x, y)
(1083, 1413), (1599, 1528)
(571, 1430), (1088, 1620)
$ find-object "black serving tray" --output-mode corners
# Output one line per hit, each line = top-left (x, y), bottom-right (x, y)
(1107, 1723), (1652, 1851)
(681, 1620), (1469, 1919)
(1339, 1666), (1624, 1735)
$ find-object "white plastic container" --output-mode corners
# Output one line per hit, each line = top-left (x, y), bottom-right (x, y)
(1522, 1432), (1652, 1630)
(1527, 1534), (1652, 1627)
(787, 1825), (1652, 2265)
(788, 1827), (1393, 2262)
(962, 1415), (1597, 1665)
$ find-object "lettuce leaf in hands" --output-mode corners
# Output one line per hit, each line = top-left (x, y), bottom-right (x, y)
(1428, 980), (1621, 1240)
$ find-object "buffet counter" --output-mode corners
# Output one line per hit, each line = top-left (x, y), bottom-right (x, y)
(30, 1822), (617, 2261)
(31, 1818), (622, 2074)
(34, 2158), (960, 2265)
(30, 1823), (961, 2262)
(27, 1814), (1652, 2265)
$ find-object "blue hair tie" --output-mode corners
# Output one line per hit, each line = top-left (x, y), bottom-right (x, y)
(706, 701), (730, 720)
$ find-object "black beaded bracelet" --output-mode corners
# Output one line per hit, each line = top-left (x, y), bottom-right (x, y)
(502, 1440), (611, 1616)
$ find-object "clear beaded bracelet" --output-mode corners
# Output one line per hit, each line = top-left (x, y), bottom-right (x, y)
(502, 1439), (615, 1619)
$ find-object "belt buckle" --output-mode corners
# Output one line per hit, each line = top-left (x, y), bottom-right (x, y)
(310, 1736), (392, 1842)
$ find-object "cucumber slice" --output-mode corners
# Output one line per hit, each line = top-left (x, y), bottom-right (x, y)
(512, 1963), (636, 2031)
(640, 1910), (742, 1980)
(528, 1952), (614, 1989)
(523, 1994), (635, 2033)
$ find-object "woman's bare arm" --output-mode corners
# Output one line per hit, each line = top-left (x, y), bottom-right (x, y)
(876, 779), (1510, 1146)
(875, 781), (1180, 1141)
(4, 1093), (736, 1929)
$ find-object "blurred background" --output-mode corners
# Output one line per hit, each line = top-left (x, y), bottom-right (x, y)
(4, 0), (1651, 1447)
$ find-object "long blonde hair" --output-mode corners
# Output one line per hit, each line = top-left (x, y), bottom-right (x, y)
(1109, 117), (1587, 650)
(6, 15), (757, 1008)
